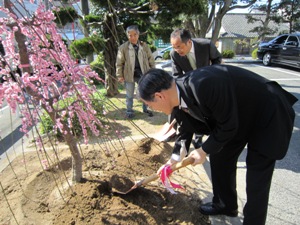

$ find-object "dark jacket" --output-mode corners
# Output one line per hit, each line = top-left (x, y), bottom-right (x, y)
(170, 38), (222, 77)
(173, 65), (297, 160)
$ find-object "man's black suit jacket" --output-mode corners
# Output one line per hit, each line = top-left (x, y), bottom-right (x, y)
(173, 65), (297, 160)
(170, 38), (222, 77)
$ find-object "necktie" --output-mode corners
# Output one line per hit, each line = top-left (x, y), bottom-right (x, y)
(187, 52), (196, 70)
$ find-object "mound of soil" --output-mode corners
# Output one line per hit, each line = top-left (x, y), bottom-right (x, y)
(0, 138), (210, 225)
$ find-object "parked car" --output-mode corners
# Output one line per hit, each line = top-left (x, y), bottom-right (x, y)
(257, 33), (300, 68)
(154, 46), (173, 60)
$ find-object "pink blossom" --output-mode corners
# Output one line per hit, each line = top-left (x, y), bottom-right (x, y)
(0, 4), (106, 145)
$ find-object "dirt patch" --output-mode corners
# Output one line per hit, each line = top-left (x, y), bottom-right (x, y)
(0, 138), (210, 225)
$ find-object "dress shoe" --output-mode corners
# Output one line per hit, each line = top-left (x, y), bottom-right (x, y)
(125, 113), (135, 119)
(199, 202), (238, 217)
(143, 110), (153, 117)
(163, 133), (177, 142)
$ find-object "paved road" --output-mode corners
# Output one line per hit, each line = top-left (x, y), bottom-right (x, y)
(0, 103), (34, 172)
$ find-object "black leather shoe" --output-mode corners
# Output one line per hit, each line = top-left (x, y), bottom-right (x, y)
(199, 202), (238, 217)
(143, 110), (153, 117)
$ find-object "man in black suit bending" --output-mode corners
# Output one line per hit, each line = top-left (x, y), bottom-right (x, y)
(138, 65), (297, 225)
(168, 28), (222, 156)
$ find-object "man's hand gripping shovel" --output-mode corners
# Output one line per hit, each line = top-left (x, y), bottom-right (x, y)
(112, 156), (194, 194)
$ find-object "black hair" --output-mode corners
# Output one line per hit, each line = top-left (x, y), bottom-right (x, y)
(170, 28), (192, 44)
(138, 68), (174, 101)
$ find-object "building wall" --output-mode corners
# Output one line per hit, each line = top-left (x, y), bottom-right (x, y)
(221, 38), (252, 55)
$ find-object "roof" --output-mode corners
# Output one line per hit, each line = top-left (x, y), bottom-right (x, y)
(220, 13), (290, 38)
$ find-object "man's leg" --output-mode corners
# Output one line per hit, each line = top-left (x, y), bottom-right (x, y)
(200, 141), (246, 216)
(125, 81), (135, 118)
(243, 149), (276, 225)
(135, 76), (153, 117)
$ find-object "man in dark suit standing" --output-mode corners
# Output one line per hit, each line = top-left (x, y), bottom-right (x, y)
(167, 28), (222, 158)
(138, 65), (297, 225)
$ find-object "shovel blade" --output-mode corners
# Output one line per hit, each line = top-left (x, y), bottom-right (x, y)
(153, 121), (176, 142)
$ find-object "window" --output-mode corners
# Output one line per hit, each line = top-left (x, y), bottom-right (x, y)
(273, 35), (288, 44)
(285, 35), (299, 46)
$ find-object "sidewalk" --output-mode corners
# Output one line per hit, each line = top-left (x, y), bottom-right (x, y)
(155, 55), (260, 70)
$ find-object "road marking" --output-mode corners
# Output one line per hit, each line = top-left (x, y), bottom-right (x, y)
(0, 105), (8, 113)
(255, 64), (300, 77)
(271, 78), (300, 81)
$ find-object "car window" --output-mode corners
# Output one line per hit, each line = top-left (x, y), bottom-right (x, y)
(285, 35), (299, 46)
(273, 35), (288, 44)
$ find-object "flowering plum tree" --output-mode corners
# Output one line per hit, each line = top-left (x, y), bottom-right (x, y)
(0, 0), (104, 182)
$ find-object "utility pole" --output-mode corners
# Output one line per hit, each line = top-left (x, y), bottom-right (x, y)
(81, 0), (93, 63)
(43, 0), (49, 11)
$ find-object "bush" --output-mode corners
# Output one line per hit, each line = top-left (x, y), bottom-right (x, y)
(90, 55), (105, 83)
(252, 48), (258, 59)
(162, 50), (171, 60)
(222, 50), (235, 58)
(150, 45), (157, 52)
(69, 36), (104, 59)
(39, 95), (105, 138)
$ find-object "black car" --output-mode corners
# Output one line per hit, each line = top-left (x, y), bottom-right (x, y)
(257, 33), (300, 68)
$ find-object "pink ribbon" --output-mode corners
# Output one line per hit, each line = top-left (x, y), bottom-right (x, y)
(160, 164), (184, 194)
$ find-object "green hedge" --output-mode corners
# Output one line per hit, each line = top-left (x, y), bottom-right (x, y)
(39, 95), (105, 138)
(222, 50), (235, 58)
(252, 48), (258, 59)
(162, 50), (171, 60)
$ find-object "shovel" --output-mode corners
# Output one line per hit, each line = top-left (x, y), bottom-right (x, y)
(111, 156), (195, 194)
(153, 118), (176, 142)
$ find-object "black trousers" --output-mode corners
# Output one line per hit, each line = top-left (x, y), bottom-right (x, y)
(168, 110), (203, 148)
(210, 141), (276, 225)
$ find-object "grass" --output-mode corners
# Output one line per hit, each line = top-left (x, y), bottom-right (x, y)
(102, 88), (168, 138)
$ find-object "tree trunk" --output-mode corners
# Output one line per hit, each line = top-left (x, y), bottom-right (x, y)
(8, 0), (84, 183)
(103, 12), (119, 97)
(211, 0), (232, 44)
(47, 111), (83, 182)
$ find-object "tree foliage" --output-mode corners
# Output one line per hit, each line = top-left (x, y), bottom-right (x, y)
(246, 0), (299, 41)
(69, 35), (104, 59)
(276, 0), (300, 33)
(246, 0), (280, 41)
(53, 6), (79, 27)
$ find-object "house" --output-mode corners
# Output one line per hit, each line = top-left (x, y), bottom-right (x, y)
(0, 0), (38, 18)
(153, 13), (290, 55)
(217, 13), (290, 54)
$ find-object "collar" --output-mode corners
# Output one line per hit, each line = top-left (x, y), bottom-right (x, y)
(188, 40), (195, 56)
(176, 84), (188, 109)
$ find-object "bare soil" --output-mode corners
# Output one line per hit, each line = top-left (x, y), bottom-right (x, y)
(0, 93), (210, 225)
(0, 137), (210, 225)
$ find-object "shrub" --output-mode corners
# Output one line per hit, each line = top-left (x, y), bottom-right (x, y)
(222, 50), (235, 58)
(90, 55), (105, 82)
(69, 36), (104, 59)
(53, 6), (78, 27)
(39, 95), (105, 138)
(252, 48), (258, 59)
(162, 50), (171, 60)
(150, 45), (157, 52)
